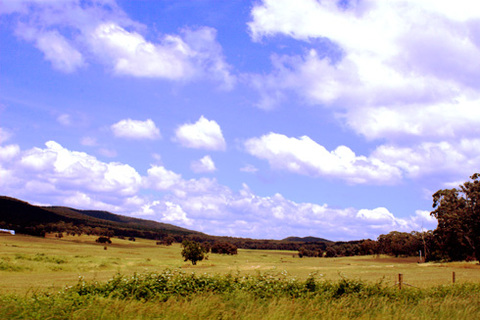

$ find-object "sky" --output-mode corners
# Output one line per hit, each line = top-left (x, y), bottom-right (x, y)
(1, 0), (479, 241)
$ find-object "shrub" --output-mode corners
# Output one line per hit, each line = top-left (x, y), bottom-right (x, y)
(95, 236), (112, 244)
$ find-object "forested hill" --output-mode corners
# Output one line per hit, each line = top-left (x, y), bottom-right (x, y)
(283, 236), (333, 243)
(0, 196), (201, 239)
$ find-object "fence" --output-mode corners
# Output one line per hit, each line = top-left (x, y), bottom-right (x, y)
(396, 272), (457, 289)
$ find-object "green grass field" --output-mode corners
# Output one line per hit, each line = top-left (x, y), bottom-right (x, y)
(1, 233), (479, 293)
(1, 233), (480, 319)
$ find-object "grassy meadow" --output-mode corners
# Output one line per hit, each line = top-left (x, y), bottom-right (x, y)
(1, 233), (480, 319)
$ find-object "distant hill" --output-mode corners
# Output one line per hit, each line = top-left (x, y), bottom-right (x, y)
(283, 236), (332, 243)
(0, 196), (342, 251)
(0, 196), (201, 238)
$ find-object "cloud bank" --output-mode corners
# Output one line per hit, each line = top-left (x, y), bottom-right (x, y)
(0, 140), (436, 240)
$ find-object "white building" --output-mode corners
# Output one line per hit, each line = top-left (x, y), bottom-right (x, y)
(0, 228), (15, 235)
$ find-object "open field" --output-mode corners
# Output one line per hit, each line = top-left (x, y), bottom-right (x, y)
(2, 234), (480, 319)
(2, 233), (480, 294)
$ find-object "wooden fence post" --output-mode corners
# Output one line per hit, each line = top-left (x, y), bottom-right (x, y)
(398, 273), (403, 290)
(452, 271), (456, 284)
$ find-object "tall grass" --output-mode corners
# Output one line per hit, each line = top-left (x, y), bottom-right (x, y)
(1, 271), (480, 319)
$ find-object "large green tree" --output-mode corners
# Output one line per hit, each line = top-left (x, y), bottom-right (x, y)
(431, 173), (480, 261)
(181, 240), (206, 265)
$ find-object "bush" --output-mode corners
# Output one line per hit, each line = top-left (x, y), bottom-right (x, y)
(95, 237), (112, 244)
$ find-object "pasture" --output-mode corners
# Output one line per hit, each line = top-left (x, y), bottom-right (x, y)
(1, 233), (480, 294)
(2, 233), (480, 319)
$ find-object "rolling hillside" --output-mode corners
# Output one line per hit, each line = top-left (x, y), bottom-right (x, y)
(0, 196), (201, 238)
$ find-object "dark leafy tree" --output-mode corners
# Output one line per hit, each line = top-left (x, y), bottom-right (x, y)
(157, 235), (175, 246)
(181, 240), (207, 265)
(325, 247), (337, 257)
(298, 246), (322, 257)
(95, 236), (112, 244)
(431, 173), (480, 261)
(377, 231), (421, 257)
(211, 242), (238, 255)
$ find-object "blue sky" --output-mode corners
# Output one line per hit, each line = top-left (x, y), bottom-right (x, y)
(1, 0), (479, 240)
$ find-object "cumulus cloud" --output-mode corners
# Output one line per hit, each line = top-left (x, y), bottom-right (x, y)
(89, 22), (194, 79)
(134, 182), (436, 240)
(143, 165), (183, 191)
(191, 155), (216, 173)
(247, 0), (480, 142)
(373, 139), (480, 180)
(245, 132), (401, 184)
(0, 140), (437, 240)
(111, 119), (161, 140)
(3, 0), (234, 86)
(174, 116), (226, 151)
(0, 141), (142, 209)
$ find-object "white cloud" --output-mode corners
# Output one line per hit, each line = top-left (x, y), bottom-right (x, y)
(16, 25), (85, 73)
(0, 144), (20, 162)
(3, 1), (234, 85)
(89, 22), (194, 79)
(174, 116), (226, 151)
(35, 30), (85, 73)
(247, 0), (480, 142)
(245, 132), (401, 184)
(373, 139), (480, 179)
(0, 140), (437, 240)
(136, 182), (436, 240)
(356, 207), (407, 230)
(89, 23), (235, 85)
(143, 165), (182, 191)
(191, 155), (216, 173)
(0, 141), (142, 208)
(111, 118), (161, 140)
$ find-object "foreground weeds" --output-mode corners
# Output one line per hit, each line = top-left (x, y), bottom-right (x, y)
(1, 270), (480, 319)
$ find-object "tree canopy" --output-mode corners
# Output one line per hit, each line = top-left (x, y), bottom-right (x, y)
(431, 173), (480, 261)
(181, 240), (207, 265)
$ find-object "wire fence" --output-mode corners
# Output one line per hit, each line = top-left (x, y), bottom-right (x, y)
(394, 272), (457, 289)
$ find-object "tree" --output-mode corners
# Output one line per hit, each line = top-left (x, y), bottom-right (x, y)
(211, 241), (237, 255)
(431, 173), (480, 261)
(95, 236), (112, 244)
(157, 235), (175, 246)
(181, 240), (206, 265)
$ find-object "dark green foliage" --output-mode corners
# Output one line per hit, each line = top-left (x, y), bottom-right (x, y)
(211, 241), (237, 255)
(431, 173), (480, 261)
(325, 247), (337, 257)
(95, 237), (112, 244)
(377, 231), (422, 257)
(157, 235), (175, 246)
(181, 240), (207, 265)
(298, 246), (323, 257)
(62, 271), (480, 302)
